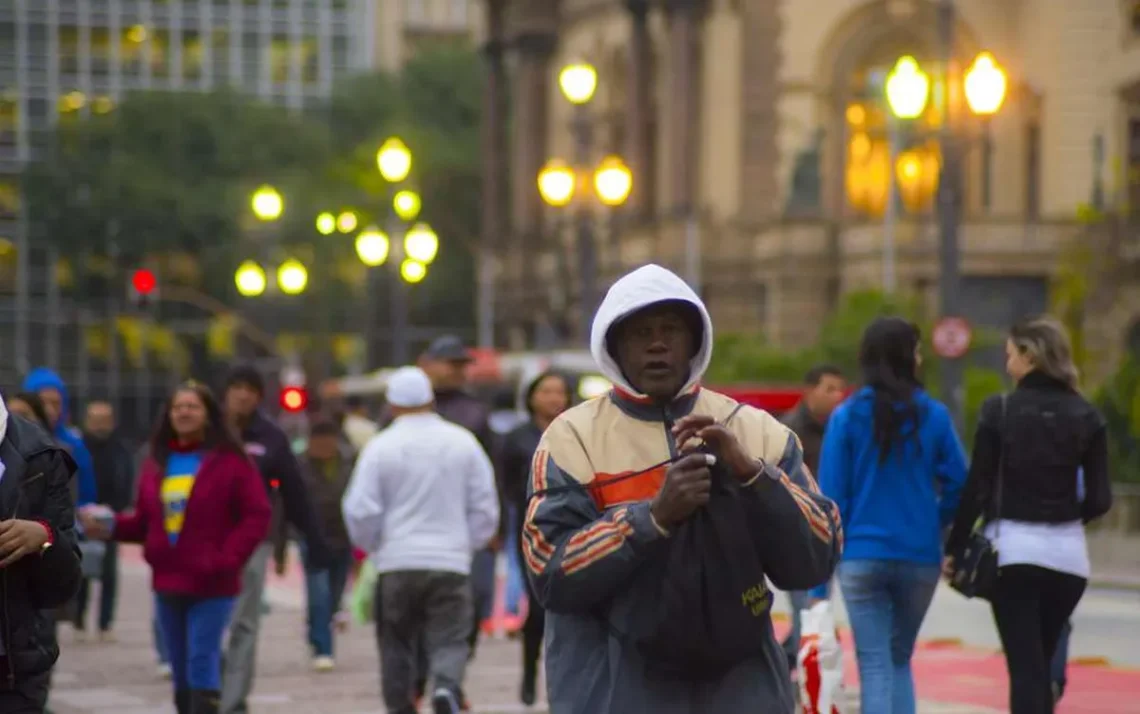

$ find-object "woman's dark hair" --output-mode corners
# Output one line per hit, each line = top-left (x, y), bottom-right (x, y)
(150, 380), (245, 466)
(524, 370), (571, 415)
(9, 391), (52, 431)
(859, 317), (923, 462)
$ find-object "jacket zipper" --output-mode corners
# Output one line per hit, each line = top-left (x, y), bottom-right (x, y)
(662, 407), (678, 459)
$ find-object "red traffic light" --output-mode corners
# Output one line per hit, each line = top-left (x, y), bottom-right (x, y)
(280, 386), (308, 413)
(132, 268), (158, 295)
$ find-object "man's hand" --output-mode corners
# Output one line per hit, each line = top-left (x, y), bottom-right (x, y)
(0, 520), (50, 568)
(672, 415), (757, 481)
(650, 453), (715, 529)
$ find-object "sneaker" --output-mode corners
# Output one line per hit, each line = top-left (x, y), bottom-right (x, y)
(312, 656), (335, 672)
(431, 688), (461, 714)
(98, 630), (117, 643)
(157, 663), (172, 680)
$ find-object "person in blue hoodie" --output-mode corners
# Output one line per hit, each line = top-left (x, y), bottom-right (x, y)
(22, 368), (98, 508)
(809, 317), (967, 714)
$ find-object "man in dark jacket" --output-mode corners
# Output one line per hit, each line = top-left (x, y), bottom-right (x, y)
(297, 418), (356, 672)
(778, 364), (846, 668)
(219, 366), (330, 714)
(74, 400), (135, 642)
(0, 397), (84, 712)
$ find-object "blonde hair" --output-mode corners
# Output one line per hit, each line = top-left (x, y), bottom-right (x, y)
(1009, 316), (1079, 389)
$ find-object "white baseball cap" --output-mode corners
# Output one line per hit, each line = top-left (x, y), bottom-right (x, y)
(386, 366), (434, 408)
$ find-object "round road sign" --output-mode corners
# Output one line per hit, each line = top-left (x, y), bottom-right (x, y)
(933, 316), (972, 359)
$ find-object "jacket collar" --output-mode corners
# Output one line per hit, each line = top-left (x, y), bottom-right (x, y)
(1017, 370), (1074, 393)
(608, 385), (701, 422)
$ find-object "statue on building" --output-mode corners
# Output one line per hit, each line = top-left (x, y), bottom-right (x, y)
(784, 127), (825, 217)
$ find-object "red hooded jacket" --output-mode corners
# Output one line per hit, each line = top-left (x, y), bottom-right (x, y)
(115, 448), (271, 598)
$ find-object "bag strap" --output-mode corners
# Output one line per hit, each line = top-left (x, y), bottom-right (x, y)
(991, 394), (1008, 536)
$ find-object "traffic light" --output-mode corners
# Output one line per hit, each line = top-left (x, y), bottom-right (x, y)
(129, 268), (159, 308)
(280, 386), (308, 413)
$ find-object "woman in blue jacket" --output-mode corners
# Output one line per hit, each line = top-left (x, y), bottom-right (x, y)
(810, 317), (968, 714)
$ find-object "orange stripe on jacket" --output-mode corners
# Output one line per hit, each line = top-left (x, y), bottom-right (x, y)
(779, 472), (833, 543)
(522, 449), (556, 567)
(563, 509), (634, 563)
(563, 533), (626, 575)
(589, 465), (667, 510)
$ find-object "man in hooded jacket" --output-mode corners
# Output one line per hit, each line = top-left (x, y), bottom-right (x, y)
(21, 369), (97, 508)
(522, 264), (843, 714)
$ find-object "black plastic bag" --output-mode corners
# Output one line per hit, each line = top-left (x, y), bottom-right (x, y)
(623, 449), (774, 679)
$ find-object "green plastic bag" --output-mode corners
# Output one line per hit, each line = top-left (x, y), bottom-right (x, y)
(351, 559), (378, 625)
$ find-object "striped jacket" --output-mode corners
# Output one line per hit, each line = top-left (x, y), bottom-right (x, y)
(523, 386), (843, 714)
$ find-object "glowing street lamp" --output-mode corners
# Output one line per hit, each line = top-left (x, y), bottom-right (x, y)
(393, 190), (422, 222)
(594, 156), (633, 207)
(537, 159), (576, 207)
(377, 137), (412, 183)
(559, 62), (598, 105)
(400, 259), (427, 284)
(276, 259), (308, 295)
(964, 51), (1008, 116)
(404, 223), (439, 264)
(885, 56), (930, 120)
(315, 212), (336, 236)
(234, 261), (267, 297)
(251, 185), (283, 221)
(355, 227), (390, 267)
(336, 211), (358, 234)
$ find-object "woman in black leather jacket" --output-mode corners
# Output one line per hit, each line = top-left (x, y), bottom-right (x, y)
(498, 371), (571, 706)
(946, 316), (1112, 714)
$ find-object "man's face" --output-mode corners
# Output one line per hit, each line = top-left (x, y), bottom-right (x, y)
(805, 374), (847, 421)
(420, 358), (468, 391)
(307, 433), (340, 461)
(38, 388), (63, 427)
(224, 382), (261, 420)
(612, 303), (697, 402)
(85, 402), (116, 438)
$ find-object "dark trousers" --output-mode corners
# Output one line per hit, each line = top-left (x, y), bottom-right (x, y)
(374, 571), (473, 714)
(74, 541), (119, 632)
(516, 532), (545, 690)
(991, 564), (1086, 714)
(1051, 620), (1073, 699)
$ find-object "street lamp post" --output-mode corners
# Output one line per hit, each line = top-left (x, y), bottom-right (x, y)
(884, 55), (932, 294)
(540, 61), (633, 342)
(885, 7), (1008, 428)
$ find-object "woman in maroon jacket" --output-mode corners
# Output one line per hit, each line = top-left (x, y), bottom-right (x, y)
(80, 381), (271, 714)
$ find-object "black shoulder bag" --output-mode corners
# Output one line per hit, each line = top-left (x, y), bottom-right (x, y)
(949, 394), (1006, 601)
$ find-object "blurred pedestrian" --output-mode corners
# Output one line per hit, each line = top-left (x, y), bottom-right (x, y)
(74, 400), (135, 643)
(21, 369), (97, 508)
(79, 381), (271, 714)
(779, 364), (846, 669)
(810, 317), (967, 714)
(298, 417), (357, 672)
(341, 396), (378, 452)
(343, 367), (500, 714)
(497, 371), (570, 705)
(946, 317), (1112, 714)
(525, 265), (841, 714)
(6, 393), (52, 433)
(0, 394), (84, 713)
(218, 365), (331, 714)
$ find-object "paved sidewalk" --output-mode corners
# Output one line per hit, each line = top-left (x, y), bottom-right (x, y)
(46, 546), (1136, 713)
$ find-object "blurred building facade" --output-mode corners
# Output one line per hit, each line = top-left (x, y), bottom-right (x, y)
(489, 0), (1140, 380)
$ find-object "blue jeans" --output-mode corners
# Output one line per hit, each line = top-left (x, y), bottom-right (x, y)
(154, 594), (170, 665)
(301, 544), (353, 657)
(504, 506), (525, 616)
(838, 559), (941, 714)
(155, 594), (236, 691)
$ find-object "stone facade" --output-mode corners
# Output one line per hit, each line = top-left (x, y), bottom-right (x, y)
(490, 0), (1140, 370)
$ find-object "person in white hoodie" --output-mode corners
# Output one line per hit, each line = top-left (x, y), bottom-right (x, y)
(341, 366), (500, 714)
(522, 264), (841, 714)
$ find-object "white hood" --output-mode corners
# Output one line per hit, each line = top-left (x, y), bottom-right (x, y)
(589, 264), (714, 399)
